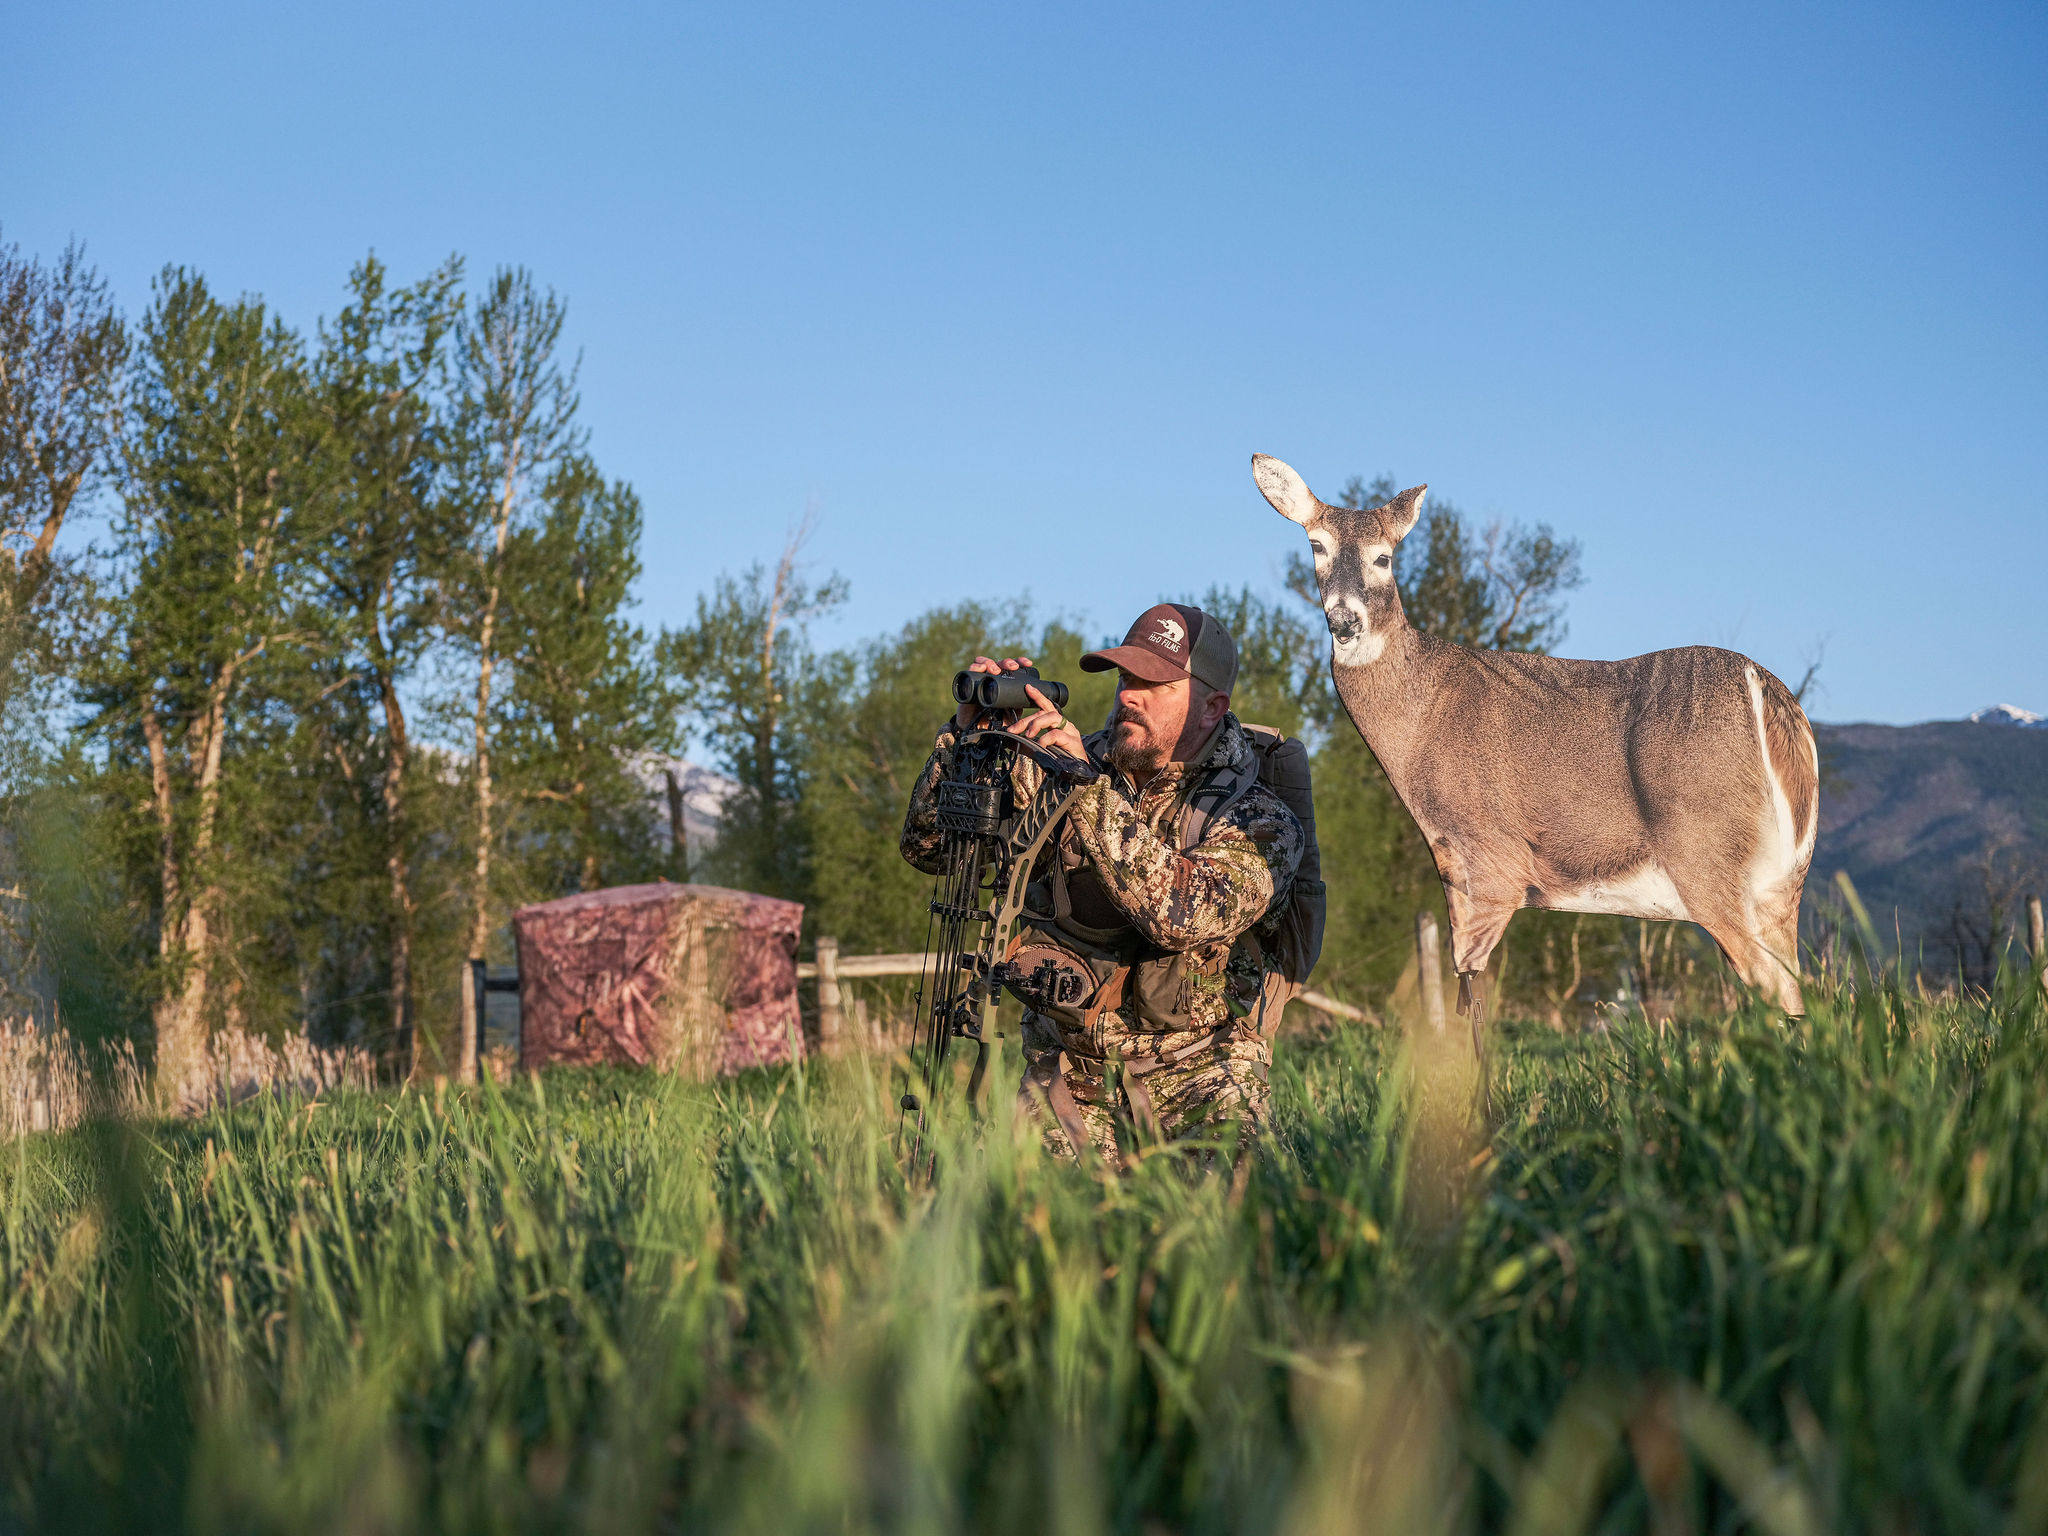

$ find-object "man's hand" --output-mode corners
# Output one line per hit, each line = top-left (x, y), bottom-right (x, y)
(1010, 685), (1087, 760)
(953, 655), (1036, 731)
(954, 656), (1085, 760)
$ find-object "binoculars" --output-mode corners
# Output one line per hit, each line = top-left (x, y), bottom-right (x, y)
(952, 665), (1070, 713)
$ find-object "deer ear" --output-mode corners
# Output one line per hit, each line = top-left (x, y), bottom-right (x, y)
(1252, 454), (1320, 526)
(1380, 484), (1427, 541)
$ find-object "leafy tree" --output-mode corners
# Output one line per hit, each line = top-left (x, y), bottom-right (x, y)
(438, 268), (581, 1071)
(256, 660), (409, 1046)
(660, 521), (846, 902)
(496, 455), (681, 903)
(303, 253), (462, 1069)
(81, 268), (319, 1095)
(7, 744), (141, 1045)
(0, 234), (126, 646)
(0, 232), (127, 851)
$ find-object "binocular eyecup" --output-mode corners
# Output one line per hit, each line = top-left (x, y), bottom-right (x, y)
(952, 665), (1070, 713)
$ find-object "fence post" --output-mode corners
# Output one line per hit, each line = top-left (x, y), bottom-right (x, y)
(1416, 911), (1446, 1034)
(2030, 894), (2046, 996)
(814, 936), (845, 1054)
(463, 958), (485, 1082)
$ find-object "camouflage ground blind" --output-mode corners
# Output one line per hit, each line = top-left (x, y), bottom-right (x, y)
(512, 883), (804, 1076)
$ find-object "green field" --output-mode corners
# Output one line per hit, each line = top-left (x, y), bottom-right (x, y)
(6, 971), (2048, 1534)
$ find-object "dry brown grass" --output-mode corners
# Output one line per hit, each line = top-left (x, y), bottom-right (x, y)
(0, 1019), (143, 1138)
(167, 1024), (376, 1115)
(2, 1018), (375, 1139)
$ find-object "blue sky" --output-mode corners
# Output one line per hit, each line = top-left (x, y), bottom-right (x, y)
(5, 1), (2042, 724)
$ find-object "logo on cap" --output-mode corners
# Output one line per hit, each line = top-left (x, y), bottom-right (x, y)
(1148, 617), (1186, 653)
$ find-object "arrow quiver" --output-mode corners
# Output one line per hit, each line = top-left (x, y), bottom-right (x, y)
(902, 728), (1097, 1174)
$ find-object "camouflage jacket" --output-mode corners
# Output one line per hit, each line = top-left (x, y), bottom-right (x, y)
(900, 714), (1305, 1040)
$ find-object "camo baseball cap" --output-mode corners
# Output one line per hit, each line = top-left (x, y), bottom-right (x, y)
(1079, 603), (1238, 694)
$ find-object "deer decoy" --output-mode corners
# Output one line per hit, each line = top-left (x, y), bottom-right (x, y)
(1253, 453), (1818, 1027)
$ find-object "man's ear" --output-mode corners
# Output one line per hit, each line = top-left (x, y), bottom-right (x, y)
(1205, 689), (1231, 729)
(1380, 484), (1426, 542)
(1252, 454), (1320, 526)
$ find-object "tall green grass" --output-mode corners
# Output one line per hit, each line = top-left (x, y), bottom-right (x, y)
(5, 969), (2048, 1533)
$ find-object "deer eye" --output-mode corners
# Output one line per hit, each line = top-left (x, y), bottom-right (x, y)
(1374, 553), (1392, 568)
(1309, 540), (1328, 558)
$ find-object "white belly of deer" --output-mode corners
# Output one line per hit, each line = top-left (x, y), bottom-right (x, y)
(1551, 862), (1692, 921)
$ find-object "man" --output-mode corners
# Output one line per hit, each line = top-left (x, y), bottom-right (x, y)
(900, 604), (1304, 1164)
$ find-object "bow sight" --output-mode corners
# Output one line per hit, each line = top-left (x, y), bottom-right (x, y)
(901, 713), (1096, 1176)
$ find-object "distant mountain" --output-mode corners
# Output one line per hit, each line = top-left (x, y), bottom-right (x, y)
(1968, 703), (2048, 728)
(1809, 711), (2048, 977)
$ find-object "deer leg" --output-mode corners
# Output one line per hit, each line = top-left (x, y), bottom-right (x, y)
(1431, 837), (1518, 1061)
(1751, 883), (1807, 1017)
(1687, 901), (1803, 1018)
(1766, 924), (1805, 1016)
(1459, 969), (1490, 1059)
(1443, 901), (1516, 1010)
(1448, 918), (1510, 1125)
(1743, 924), (1804, 1016)
(1443, 896), (1516, 1075)
(1731, 938), (1802, 1016)
(1670, 844), (1808, 1020)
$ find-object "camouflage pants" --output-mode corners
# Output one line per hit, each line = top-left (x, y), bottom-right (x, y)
(1016, 1009), (1270, 1166)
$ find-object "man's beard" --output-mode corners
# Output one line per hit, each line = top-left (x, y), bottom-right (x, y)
(1107, 709), (1166, 779)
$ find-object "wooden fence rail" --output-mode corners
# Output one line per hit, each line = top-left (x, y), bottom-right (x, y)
(795, 939), (1377, 1050)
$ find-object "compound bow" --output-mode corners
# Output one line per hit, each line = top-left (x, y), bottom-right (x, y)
(901, 727), (1099, 1175)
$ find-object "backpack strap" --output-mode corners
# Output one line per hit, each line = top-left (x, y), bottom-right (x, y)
(1179, 757), (1259, 852)
(1178, 725), (1288, 852)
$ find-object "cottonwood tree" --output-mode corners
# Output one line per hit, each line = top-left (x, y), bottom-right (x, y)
(495, 455), (681, 902)
(0, 235), (128, 1011)
(82, 269), (318, 1100)
(0, 235), (126, 715)
(661, 516), (845, 902)
(303, 253), (462, 1070)
(437, 269), (580, 1076)
(0, 236), (127, 612)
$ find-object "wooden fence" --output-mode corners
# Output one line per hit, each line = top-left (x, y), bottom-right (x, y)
(795, 935), (1380, 1052)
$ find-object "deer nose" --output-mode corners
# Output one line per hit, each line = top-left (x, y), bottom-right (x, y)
(1326, 602), (1363, 643)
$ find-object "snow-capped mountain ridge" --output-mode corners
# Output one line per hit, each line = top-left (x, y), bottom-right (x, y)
(1968, 704), (2046, 728)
